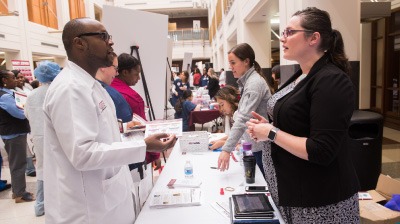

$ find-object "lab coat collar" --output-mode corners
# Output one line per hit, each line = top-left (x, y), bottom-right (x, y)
(66, 60), (97, 87)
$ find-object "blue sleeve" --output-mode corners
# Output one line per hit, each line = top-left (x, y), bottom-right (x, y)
(174, 79), (182, 88)
(0, 94), (26, 119)
(184, 101), (197, 112)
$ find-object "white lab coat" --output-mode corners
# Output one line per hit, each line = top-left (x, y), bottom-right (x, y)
(24, 84), (50, 180)
(43, 61), (146, 224)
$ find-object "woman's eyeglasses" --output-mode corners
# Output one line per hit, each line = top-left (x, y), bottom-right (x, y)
(77, 32), (112, 42)
(112, 65), (118, 72)
(281, 29), (314, 38)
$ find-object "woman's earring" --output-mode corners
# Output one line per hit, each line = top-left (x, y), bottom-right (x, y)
(3, 84), (6, 87)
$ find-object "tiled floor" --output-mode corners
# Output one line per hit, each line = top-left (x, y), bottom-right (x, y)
(0, 127), (399, 223)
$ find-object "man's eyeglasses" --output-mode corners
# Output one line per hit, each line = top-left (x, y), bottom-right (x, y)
(77, 32), (112, 42)
(281, 29), (314, 38)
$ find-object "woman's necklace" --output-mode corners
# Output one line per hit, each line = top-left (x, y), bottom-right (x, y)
(295, 74), (307, 86)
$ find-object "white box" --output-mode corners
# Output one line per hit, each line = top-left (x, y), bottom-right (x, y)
(179, 131), (209, 152)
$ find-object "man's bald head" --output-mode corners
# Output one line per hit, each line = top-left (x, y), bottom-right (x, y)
(62, 18), (100, 56)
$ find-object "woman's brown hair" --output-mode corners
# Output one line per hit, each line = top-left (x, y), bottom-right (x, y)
(214, 85), (240, 113)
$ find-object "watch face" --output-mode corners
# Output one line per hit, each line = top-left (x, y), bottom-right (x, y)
(268, 127), (279, 141)
(268, 129), (276, 141)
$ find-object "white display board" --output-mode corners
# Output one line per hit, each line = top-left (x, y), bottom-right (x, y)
(193, 20), (201, 31)
(103, 6), (168, 120)
(182, 52), (193, 72)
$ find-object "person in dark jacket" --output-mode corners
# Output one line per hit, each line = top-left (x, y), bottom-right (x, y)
(246, 7), (359, 223)
(206, 68), (220, 99)
(199, 67), (208, 87)
(0, 70), (34, 203)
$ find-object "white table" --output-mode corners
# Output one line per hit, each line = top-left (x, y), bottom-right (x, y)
(135, 141), (284, 224)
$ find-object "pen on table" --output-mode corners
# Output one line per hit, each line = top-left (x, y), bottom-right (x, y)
(210, 166), (219, 169)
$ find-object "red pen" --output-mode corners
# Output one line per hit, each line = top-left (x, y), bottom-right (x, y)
(230, 152), (238, 162)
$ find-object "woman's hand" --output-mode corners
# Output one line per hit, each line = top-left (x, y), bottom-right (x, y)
(250, 111), (268, 123)
(246, 111), (271, 142)
(209, 140), (225, 150)
(218, 151), (230, 171)
(246, 122), (271, 142)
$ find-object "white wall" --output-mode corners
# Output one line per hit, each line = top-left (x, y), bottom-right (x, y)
(210, 0), (273, 70)
(279, 0), (360, 65)
(172, 43), (212, 60)
(103, 5), (169, 120)
(392, 0), (400, 9)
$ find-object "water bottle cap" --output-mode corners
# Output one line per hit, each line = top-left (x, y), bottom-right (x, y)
(242, 142), (252, 151)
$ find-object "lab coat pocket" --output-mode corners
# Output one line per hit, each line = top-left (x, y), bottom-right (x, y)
(102, 167), (129, 211)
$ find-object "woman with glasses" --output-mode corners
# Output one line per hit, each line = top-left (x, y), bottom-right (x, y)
(246, 7), (359, 223)
(0, 70), (34, 203)
(95, 53), (133, 123)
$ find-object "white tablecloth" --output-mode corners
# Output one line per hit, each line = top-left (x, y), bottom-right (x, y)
(135, 140), (284, 224)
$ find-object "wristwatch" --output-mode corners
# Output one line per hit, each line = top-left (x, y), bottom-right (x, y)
(268, 127), (280, 142)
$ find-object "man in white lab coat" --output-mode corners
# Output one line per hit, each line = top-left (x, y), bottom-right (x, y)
(43, 18), (176, 224)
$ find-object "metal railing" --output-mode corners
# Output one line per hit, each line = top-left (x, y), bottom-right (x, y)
(168, 28), (209, 42)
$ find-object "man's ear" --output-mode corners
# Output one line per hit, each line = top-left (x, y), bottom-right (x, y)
(73, 37), (87, 51)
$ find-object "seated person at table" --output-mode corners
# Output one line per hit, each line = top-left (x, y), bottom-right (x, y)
(209, 85), (240, 150)
(179, 89), (201, 132)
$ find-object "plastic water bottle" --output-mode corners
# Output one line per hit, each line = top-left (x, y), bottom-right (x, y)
(184, 160), (193, 178)
(237, 140), (245, 166)
(242, 142), (253, 156)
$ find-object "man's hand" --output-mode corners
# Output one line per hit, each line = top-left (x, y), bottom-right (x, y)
(145, 133), (177, 152)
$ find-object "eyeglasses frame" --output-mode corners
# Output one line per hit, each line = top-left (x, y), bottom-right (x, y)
(77, 32), (112, 42)
(281, 29), (314, 38)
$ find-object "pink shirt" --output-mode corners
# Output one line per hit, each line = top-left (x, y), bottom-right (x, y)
(111, 78), (160, 163)
(111, 78), (146, 120)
